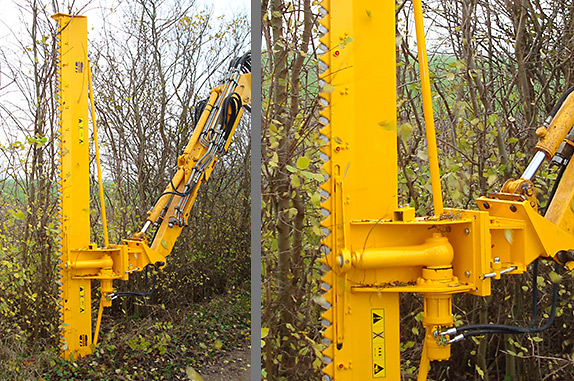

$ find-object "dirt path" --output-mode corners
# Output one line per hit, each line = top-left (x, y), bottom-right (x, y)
(200, 344), (251, 381)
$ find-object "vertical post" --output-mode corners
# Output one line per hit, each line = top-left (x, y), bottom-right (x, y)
(319, 1), (401, 379)
(53, 13), (93, 359)
(412, 0), (444, 216)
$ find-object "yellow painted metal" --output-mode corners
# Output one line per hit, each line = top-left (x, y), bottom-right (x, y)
(546, 159), (574, 236)
(535, 91), (574, 158)
(53, 13), (93, 359)
(319, 1), (574, 380)
(412, 0), (444, 217)
(144, 72), (251, 258)
(318, 0), (400, 378)
(349, 234), (454, 270)
(87, 60), (110, 248)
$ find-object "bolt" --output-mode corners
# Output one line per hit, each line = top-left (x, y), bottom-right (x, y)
(465, 270), (471, 277)
(334, 50), (340, 56)
(483, 202), (490, 209)
(510, 205), (517, 212)
(337, 255), (344, 267)
(338, 363), (344, 369)
(494, 257), (500, 263)
(464, 228), (470, 235)
(335, 146), (341, 152)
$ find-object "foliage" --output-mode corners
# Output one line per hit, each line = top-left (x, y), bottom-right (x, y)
(0, 290), (250, 380)
(0, 0), (251, 377)
(261, 0), (324, 379)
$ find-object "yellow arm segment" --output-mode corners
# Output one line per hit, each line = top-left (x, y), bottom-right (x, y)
(139, 63), (251, 258)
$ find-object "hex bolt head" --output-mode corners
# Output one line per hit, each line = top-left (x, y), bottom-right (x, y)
(483, 202), (490, 209)
(510, 205), (517, 212)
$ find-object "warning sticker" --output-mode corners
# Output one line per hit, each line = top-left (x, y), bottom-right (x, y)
(78, 118), (85, 145)
(372, 309), (386, 378)
(79, 286), (85, 314)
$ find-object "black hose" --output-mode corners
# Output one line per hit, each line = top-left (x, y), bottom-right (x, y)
(112, 265), (158, 298)
(230, 51), (251, 74)
(549, 86), (574, 119)
(543, 163), (567, 216)
(452, 262), (560, 338)
(193, 98), (208, 128)
(218, 92), (243, 152)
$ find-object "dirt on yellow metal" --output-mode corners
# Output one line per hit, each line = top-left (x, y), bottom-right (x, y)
(53, 13), (93, 359)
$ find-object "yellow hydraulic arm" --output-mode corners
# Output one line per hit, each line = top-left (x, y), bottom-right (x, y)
(318, 1), (574, 380)
(53, 14), (251, 359)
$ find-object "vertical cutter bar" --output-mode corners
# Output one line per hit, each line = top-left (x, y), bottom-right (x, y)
(319, 1), (400, 379)
(52, 13), (92, 359)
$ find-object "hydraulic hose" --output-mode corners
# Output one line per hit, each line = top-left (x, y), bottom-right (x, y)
(445, 262), (560, 343)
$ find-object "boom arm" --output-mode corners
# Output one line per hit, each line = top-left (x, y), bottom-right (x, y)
(136, 52), (252, 258)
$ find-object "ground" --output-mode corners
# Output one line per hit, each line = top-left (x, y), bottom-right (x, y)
(0, 291), (251, 380)
(200, 343), (251, 381)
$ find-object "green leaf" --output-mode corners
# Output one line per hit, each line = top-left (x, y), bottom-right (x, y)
(311, 192), (321, 207)
(549, 271), (562, 284)
(261, 327), (269, 339)
(290, 174), (300, 188)
(296, 157), (310, 170)
(186, 366), (204, 381)
(14, 211), (25, 220)
(475, 364), (485, 378)
(285, 165), (297, 173)
(340, 37), (354, 48)
(445, 72), (455, 81)
(287, 208), (298, 218)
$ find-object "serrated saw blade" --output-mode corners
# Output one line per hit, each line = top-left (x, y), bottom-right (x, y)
(317, 1), (400, 379)
(52, 13), (93, 359)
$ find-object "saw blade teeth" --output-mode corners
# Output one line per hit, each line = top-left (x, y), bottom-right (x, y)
(322, 344), (334, 361)
(321, 307), (333, 322)
(322, 290), (333, 309)
(323, 363), (334, 379)
(320, 180), (331, 194)
(317, 2), (335, 377)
